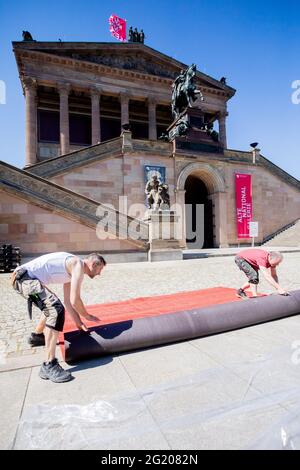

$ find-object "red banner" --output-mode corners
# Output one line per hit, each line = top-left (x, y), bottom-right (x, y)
(109, 14), (127, 42)
(235, 173), (253, 239)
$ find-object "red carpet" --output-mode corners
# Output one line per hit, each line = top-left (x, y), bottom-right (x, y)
(59, 287), (278, 363)
(60, 287), (240, 357)
(62, 286), (241, 335)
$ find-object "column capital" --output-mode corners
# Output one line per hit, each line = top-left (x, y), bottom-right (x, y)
(147, 96), (158, 106)
(119, 92), (130, 103)
(23, 76), (37, 92)
(57, 82), (71, 95)
(90, 87), (102, 98)
(218, 110), (229, 119)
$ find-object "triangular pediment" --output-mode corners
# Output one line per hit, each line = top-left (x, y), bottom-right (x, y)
(13, 41), (235, 94)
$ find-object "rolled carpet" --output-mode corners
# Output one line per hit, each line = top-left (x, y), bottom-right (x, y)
(59, 287), (300, 363)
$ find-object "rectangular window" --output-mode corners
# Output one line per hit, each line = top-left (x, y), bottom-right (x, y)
(100, 117), (121, 141)
(38, 110), (59, 143)
(131, 121), (148, 140)
(69, 114), (91, 146)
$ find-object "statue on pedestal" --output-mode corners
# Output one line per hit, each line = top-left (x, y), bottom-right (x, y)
(145, 175), (170, 210)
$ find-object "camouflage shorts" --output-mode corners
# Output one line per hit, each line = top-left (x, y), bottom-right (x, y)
(12, 271), (65, 332)
(235, 257), (259, 285)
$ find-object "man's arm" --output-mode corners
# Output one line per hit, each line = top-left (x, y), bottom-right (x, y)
(270, 267), (279, 284)
(68, 259), (100, 327)
(63, 283), (88, 331)
(259, 266), (287, 294)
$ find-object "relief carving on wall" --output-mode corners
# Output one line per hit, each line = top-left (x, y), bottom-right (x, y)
(69, 53), (178, 79)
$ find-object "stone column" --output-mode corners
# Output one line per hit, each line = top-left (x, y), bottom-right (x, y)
(212, 191), (229, 248)
(218, 112), (228, 149)
(175, 189), (187, 249)
(58, 83), (70, 155)
(120, 93), (130, 127)
(148, 98), (157, 140)
(24, 77), (37, 166)
(91, 89), (101, 145)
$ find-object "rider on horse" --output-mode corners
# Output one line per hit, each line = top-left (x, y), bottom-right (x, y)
(171, 64), (203, 119)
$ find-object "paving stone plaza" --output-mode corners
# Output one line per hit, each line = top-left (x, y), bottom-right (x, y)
(1, 252), (300, 450)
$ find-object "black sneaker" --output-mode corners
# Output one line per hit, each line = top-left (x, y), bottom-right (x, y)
(39, 358), (73, 383)
(28, 332), (45, 347)
(236, 288), (248, 300)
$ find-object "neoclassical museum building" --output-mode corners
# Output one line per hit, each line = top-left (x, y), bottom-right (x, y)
(0, 38), (299, 260)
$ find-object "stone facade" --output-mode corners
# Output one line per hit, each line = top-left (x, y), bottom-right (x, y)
(13, 41), (234, 165)
(0, 40), (298, 257)
(25, 134), (300, 249)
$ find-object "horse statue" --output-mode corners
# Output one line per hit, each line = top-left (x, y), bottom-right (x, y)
(171, 64), (204, 119)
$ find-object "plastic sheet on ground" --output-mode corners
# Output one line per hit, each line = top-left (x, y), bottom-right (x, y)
(13, 343), (300, 450)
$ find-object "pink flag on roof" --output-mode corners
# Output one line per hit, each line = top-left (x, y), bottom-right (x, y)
(109, 14), (127, 42)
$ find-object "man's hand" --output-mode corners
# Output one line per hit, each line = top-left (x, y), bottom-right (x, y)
(277, 288), (289, 296)
(77, 321), (89, 332)
(84, 314), (100, 322)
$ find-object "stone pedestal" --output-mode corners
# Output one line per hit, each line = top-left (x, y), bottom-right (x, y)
(167, 108), (224, 154)
(144, 210), (183, 262)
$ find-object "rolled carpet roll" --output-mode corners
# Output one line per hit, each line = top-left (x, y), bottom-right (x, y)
(60, 287), (300, 363)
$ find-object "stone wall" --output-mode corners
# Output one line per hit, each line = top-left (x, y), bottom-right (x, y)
(0, 191), (138, 255)
(51, 153), (175, 217)
(53, 157), (124, 206)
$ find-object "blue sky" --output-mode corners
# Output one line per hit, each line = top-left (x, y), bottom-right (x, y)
(0, 0), (299, 179)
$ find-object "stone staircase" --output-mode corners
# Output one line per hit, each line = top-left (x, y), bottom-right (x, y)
(0, 160), (149, 249)
(263, 219), (300, 247)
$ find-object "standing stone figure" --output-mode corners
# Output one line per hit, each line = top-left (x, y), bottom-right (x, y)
(129, 26), (134, 42)
(145, 175), (170, 210)
(140, 29), (145, 43)
(133, 28), (139, 42)
(145, 175), (160, 209)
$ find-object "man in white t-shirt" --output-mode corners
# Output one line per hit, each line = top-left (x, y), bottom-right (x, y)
(12, 252), (106, 383)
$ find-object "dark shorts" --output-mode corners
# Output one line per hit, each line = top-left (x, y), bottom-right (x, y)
(235, 256), (259, 285)
(12, 271), (65, 332)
